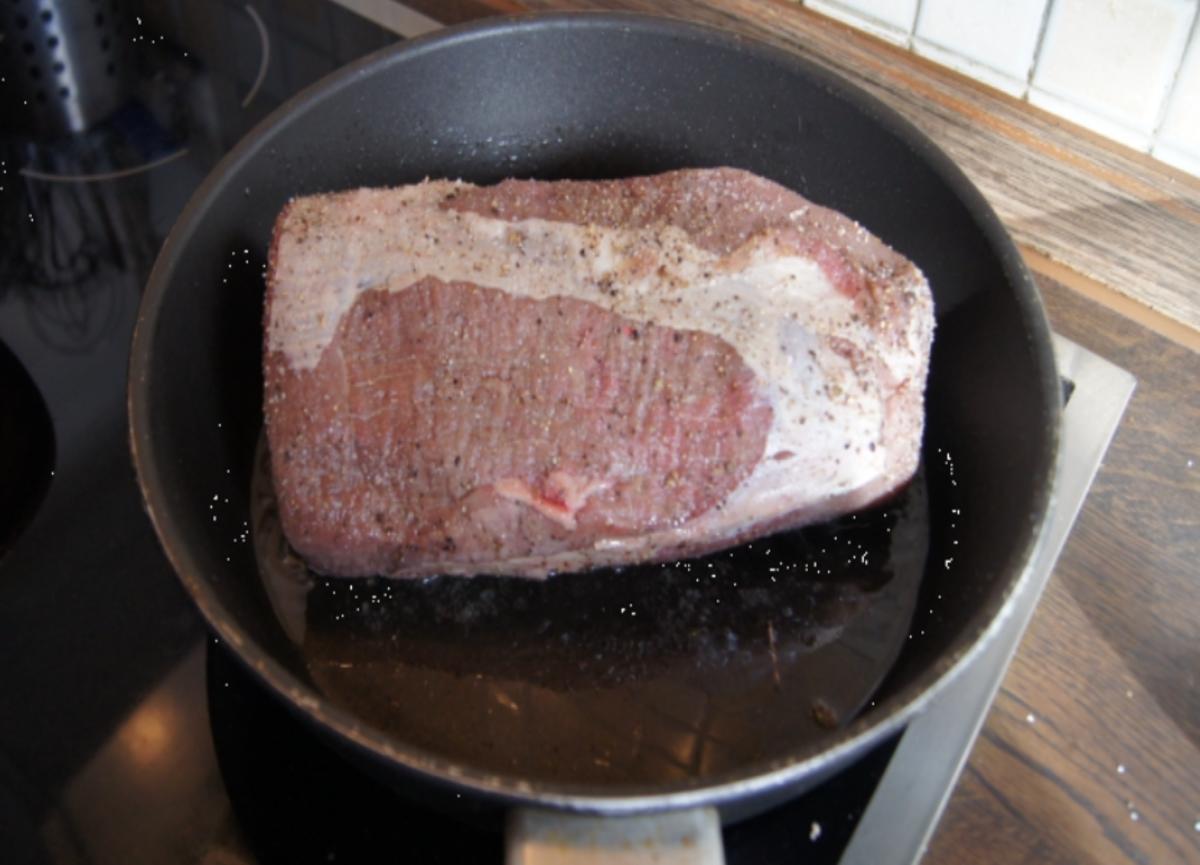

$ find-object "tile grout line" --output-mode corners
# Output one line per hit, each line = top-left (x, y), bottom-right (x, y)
(908, 0), (924, 51)
(1024, 0), (1057, 102)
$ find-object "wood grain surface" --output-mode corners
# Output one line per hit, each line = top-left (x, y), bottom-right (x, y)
(411, 0), (1200, 336)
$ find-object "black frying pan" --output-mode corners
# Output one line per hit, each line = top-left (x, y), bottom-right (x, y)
(128, 12), (1059, 859)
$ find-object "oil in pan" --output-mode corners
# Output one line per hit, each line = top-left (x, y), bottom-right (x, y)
(251, 433), (929, 787)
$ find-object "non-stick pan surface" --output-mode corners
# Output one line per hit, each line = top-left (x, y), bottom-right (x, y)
(129, 13), (1059, 819)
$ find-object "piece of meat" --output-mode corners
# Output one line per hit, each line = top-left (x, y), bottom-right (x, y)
(264, 168), (934, 578)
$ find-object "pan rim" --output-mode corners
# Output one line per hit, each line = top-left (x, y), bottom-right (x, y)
(128, 9), (1061, 814)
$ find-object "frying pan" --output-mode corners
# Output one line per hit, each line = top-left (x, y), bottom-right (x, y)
(128, 12), (1060, 862)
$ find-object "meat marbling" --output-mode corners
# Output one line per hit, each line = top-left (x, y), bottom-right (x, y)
(264, 168), (934, 578)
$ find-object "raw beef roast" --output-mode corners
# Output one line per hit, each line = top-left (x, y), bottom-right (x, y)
(264, 168), (934, 578)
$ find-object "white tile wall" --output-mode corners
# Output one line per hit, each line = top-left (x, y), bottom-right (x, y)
(806, 0), (917, 44)
(1154, 25), (1200, 174)
(911, 39), (1025, 97)
(914, 0), (1048, 96)
(801, 0), (1200, 178)
(1031, 0), (1193, 145)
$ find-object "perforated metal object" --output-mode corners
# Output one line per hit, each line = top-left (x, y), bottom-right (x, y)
(1, 0), (133, 136)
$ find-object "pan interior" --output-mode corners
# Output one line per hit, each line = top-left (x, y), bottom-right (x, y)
(135, 16), (1057, 801)
(252, 433), (930, 786)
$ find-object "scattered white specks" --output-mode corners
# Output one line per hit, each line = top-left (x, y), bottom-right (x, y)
(809, 821), (822, 841)
(1193, 819), (1199, 832)
(1187, 459), (1194, 468)
(1025, 713), (1036, 724)
(1126, 690), (1134, 699)
(944, 557), (954, 569)
(1117, 764), (1126, 774)
(1130, 811), (1140, 822)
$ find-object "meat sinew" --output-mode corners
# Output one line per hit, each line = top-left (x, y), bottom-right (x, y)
(264, 168), (934, 579)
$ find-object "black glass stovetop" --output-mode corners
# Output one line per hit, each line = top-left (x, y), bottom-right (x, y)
(0, 3), (1131, 863)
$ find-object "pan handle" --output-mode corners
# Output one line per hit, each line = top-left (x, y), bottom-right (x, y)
(506, 806), (724, 864)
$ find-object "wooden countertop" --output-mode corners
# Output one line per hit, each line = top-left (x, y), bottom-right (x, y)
(402, 2), (1200, 862)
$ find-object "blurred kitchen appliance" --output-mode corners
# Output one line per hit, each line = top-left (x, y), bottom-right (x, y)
(1, 0), (135, 136)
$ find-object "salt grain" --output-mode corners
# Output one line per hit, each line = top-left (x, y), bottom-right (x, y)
(809, 822), (822, 841)
(1026, 713), (1036, 724)
(1117, 764), (1126, 774)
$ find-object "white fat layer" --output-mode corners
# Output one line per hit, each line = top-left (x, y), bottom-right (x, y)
(270, 182), (927, 517)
